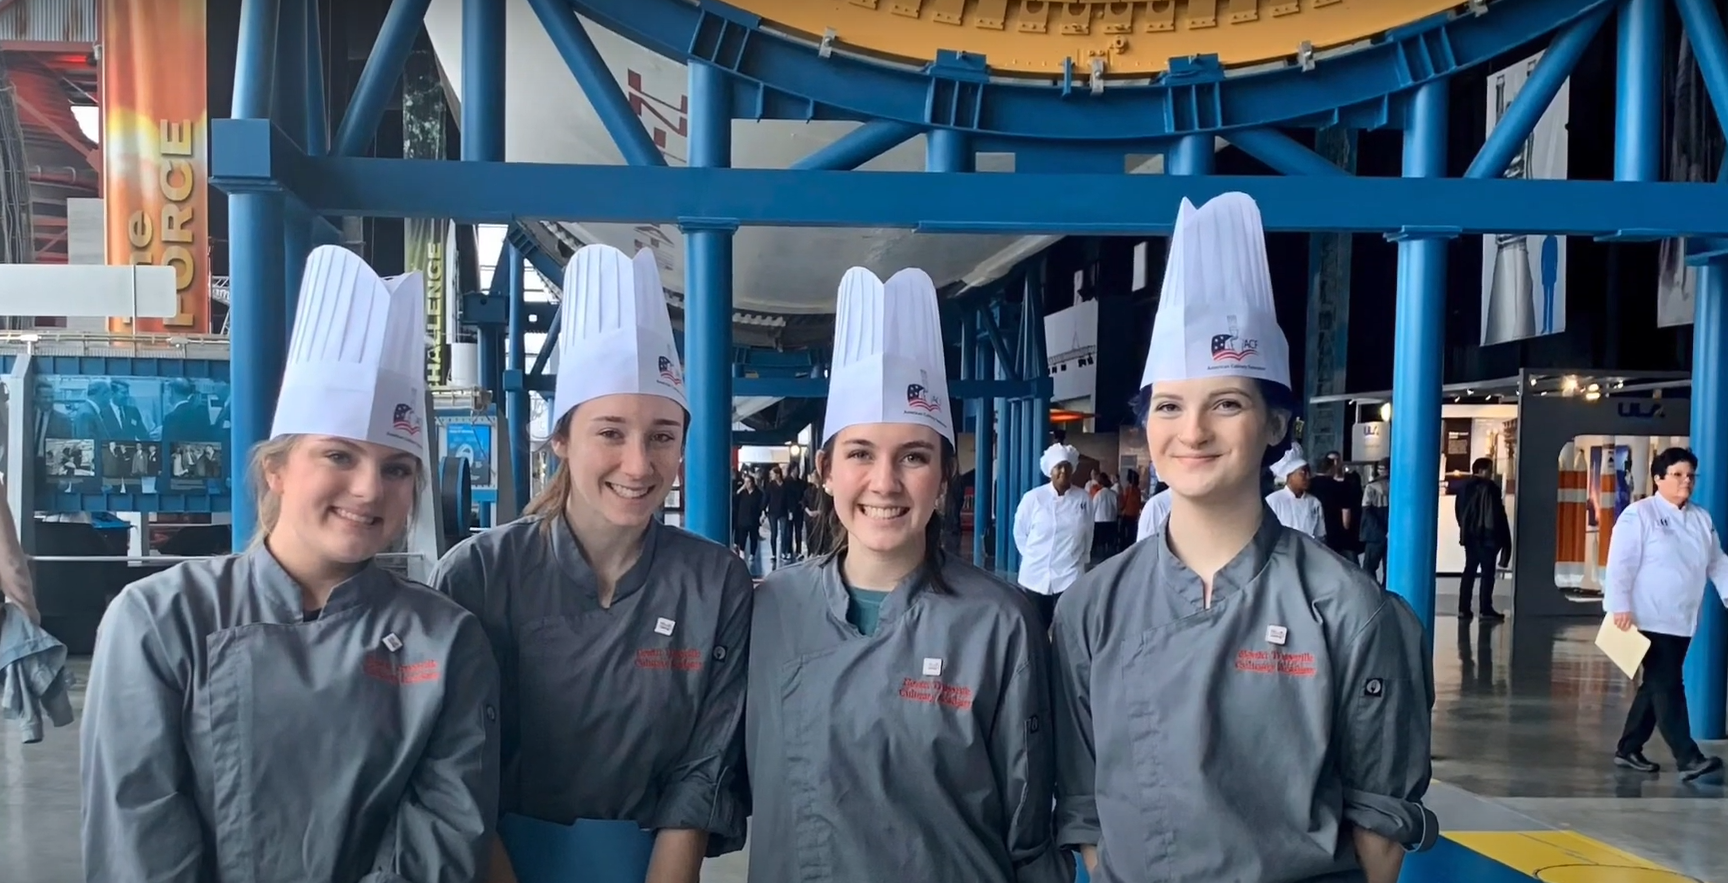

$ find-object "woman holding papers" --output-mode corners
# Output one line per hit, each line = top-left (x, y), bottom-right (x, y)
(434, 245), (751, 883)
(744, 267), (1071, 883)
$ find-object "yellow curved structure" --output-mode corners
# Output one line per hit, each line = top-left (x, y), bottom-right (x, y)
(736, 0), (1467, 77)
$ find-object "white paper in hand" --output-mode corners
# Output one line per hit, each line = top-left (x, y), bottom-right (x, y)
(1594, 614), (1651, 679)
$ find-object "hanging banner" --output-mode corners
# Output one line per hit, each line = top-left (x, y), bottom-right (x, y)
(1479, 51), (1570, 346)
(1656, 33), (1726, 328)
(102, 0), (211, 334)
(404, 49), (450, 385)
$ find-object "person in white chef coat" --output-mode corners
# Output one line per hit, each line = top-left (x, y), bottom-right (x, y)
(1014, 442), (1093, 630)
(80, 246), (501, 883)
(1266, 444), (1326, 539)
(1606, 446), (1727, 782)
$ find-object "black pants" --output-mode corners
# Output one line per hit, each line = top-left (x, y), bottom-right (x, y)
(1091, 522), (1119, 561)
(1457, 540), (1499, 614)
(732, 524), (758, 558)
(1360, 541), (1387, 586)
(1618, 632), (1704, 764)
(1025, 590), (1058, 633)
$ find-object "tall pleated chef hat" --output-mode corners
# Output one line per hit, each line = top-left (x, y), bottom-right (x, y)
(272, 245), (427, 455)
(1140, 192), (1291, 390)
(1270, 443), (1310, 480)
(553, 244), (687, 424)
(822, 267), (954, 445)
(1040, 443), (1080, 478)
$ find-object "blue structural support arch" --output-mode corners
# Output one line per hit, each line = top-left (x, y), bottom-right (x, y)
(211, 0), (1728, 739)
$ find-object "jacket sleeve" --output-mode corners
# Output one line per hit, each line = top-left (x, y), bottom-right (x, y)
(369, 613), (502, 883)
(994, 620), (1076, 883)
(79, 590), (206, 883)
(645, 557), (753, 856)
(1335, 593), (1439, 852)
(1492, 487), (1513, 551)
(0, 476), (38, 624)
(1049, 593), (1100, 850)
(1012, 492), (1036, 556)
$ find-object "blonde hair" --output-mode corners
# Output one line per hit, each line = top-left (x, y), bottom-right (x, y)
(524, 413), (575, 533)
(244, 434), (425, 549)
(246, 435), (303, 549)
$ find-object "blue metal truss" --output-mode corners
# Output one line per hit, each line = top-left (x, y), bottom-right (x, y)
(216, 0), (1728, 740)
(210, 120), (1728, 239)
(570, 0), (1611, 138)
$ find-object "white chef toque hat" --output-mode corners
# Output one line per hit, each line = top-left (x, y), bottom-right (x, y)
(552, 244), (687, 425)
(822, 267), (954, 445)
(271, 245), (428, 455)
(1270, 443), (1310, 480)
(1040, 443), (1080, 478)
(1140, 192), (1290, 391)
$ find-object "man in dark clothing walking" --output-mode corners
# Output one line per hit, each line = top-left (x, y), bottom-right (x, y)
(1454, 457), (1512, 620)
(1311, 452), (1362, 563)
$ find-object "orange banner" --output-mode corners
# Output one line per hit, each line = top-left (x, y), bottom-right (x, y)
(103, 0), (211, 334)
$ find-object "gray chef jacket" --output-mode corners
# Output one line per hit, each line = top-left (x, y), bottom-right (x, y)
(434, 515), (751, 854)
(1051, 510), (1437, 883)
(746, 553), (1072, 883)
(80, 546), (501, 883)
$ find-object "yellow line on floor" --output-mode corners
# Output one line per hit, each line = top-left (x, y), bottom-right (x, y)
(1448, 831), (1705, 882)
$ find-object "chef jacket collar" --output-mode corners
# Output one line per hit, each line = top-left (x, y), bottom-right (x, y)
(245, 542), (388, 622)
(816, 551), (929, 634)
(1154, 504), (1284, 611)
(546, 513), (661, 609)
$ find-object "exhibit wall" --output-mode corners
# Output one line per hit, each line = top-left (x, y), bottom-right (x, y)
(1512, 394), (1688, 617)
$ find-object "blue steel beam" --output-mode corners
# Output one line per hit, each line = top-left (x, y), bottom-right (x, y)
(233, 0), (281, 119)
(976, 302), (1019, 382)
(791, 120), (921, 171)
(1615, 0), (1663, 182)
(332, 0), (433, 157)
(1464, 3), (1611, 180)
(273, 0), (309, 150)
(568, 0), (1613, 139)
(224, 141), (1728, 238)
(303, 0), (327, 156)
(1387, 81), (1448, 646)
(1226, 128), (1348, 177)
(519, 373), (1046, 400)
(463, 0), (506, 164)
(683, 62), (734, 545)
(527, 0), (667, 167)
(506, 247), (532, 515)
(1687, 263), (1728, 741)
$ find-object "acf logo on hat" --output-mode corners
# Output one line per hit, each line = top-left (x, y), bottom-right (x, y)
(905, 370), (941, 415)
(657, 354), (684, 389)
(1210, 315), (1260, 364)
(391, 402), (422, 438)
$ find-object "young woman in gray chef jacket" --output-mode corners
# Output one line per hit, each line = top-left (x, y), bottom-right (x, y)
(745, 267), (1071, 883)
(79, 246), (501, 883)
(1050, 195), (1438, 883)
(433, 245), (751, 883)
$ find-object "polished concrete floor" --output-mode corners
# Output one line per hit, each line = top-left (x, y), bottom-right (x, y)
(5, 577), (1724, 882)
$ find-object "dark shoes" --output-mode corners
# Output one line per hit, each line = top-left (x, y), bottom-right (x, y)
(1458, 609), (1507, 622)
(1615, 751), (1724, 782)
(1614, 751), (1660, 773)
(1678, 755), (1724, 783)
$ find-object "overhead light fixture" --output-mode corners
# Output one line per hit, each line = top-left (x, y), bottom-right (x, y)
(1378, 402), (1392, 422)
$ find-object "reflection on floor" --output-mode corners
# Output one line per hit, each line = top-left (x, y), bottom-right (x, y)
(2, 581), (1722, 883)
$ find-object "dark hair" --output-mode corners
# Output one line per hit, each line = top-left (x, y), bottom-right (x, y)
(1652, 447), (1697, 480)
(810, 430), (959, 595)
(524, 403), (693, 534)
(1129, 379), (1297, 469)
(1471, 457), (1493, 476)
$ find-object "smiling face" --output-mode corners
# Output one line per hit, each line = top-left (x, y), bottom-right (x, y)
(264, 435), (419, 565)
(553, 393), (686, 531)
(1144, 377), (1287, 502)
(1049, 460), (1074, 492)
(819, 423), (949, 558)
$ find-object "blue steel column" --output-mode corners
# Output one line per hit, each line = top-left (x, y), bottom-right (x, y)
(927, 128), (973, 173)
(1616, 0), (1663, 183)
(1388, 82), (1448, 642)
(462, 0), (507, 509)
(283, 208), (311, 326)
(228, 0), (285, 545)
(1024, 266), (1050, 476)
(506, 246), (532, 513)
(683, 62), (735, 544)
(1688, 263), (1728, 740)
(972, 318), (995, 568)
(1168, 134), (1214, 176)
